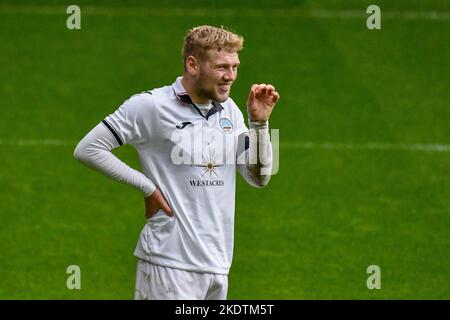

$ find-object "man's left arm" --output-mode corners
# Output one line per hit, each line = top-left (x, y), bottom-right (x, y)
(237, 84), (280, 187)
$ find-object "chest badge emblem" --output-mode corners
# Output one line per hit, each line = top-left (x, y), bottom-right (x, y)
(219, 118), (233, 134)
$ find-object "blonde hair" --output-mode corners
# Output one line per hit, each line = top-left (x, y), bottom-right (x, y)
(182, 25), (244, 67)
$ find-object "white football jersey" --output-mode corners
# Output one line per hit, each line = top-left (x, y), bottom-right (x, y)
(103, 77), (248, 274)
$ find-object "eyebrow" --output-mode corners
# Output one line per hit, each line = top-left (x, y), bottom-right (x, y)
(216, 62), (240, 67)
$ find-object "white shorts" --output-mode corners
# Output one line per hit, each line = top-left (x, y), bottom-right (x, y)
(134, 259), (228, 300)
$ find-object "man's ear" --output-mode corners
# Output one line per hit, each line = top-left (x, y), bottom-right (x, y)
(185, 56), (199, 75)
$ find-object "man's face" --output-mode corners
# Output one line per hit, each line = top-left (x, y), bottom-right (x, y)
(193, 49), (240, 103)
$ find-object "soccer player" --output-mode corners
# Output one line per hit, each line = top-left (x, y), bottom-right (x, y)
(73, 25), (280, 300)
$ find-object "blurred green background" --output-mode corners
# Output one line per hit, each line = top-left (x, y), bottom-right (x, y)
(0, 0), (449, 299)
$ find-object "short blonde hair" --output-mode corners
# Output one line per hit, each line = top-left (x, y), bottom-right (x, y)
(182, 25), (244, 67)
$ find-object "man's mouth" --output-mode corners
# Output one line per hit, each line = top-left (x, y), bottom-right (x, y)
(218, 84), (231, 93)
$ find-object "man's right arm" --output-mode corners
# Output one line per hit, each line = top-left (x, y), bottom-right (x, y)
(74, 92), (174, 218)
(73, 122), (156, 197)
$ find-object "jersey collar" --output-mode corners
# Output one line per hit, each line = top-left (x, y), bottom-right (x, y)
(172, 77), (224, 120)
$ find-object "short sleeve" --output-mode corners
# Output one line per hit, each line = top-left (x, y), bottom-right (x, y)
(103, 93), (152, 147)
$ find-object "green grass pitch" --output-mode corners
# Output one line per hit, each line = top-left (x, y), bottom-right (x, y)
(0, 0), (449, 299)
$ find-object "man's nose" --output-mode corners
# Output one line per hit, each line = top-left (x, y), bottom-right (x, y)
(223, 68), (236, 81)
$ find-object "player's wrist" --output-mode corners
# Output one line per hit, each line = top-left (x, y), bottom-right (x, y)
(143, 182), (157, 198)
(249, 119), (269, 129)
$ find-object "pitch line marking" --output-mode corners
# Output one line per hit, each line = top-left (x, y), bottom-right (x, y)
(0, 5), (449, 21)
(280, 142), (450, 153)
(0, 139), (449, 153)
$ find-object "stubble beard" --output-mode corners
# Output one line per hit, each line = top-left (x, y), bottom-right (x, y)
(195, 74), (230, 103)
